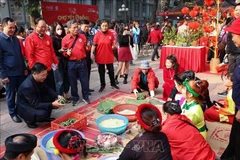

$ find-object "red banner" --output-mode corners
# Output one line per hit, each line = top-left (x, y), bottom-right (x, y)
(41, 1), (99, 25)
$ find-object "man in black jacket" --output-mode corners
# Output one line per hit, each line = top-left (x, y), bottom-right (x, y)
(0, 17), (28, 123)
(221, 17), (240, 160)
(79, 19), (94, 94)
(16, 63), (64, 128)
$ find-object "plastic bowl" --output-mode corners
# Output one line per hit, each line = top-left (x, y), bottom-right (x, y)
(40, 129), (85, 160)
(96, 114), (129, 135)
(113, 104), (138, 122)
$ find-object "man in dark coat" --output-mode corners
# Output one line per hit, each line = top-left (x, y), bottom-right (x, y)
(17, 63), (64, 128)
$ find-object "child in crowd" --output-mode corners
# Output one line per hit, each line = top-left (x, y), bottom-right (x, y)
(118, 104), (172, 160)
(204, 74), (235, 124)
(169, 70), (213, 110)
(162, 54), (183, 100)
(132, 61), (159, 97)
(181, 78), (209, 139)
(162, 101), (216, 160)
(53, 129), (87, 160)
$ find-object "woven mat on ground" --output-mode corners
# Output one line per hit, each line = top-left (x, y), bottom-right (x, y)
(206, 121), (231, 159)
(0, 90), (154, 159)
(0, 90), (232, 160)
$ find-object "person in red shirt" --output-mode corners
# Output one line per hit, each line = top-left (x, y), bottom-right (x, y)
(147, 22), (163, 61)
(163, 54), (184, 100)
(25, 18), (59, 91)
(62, 20), (90, 105)
(132, 61), (159, 97)
(162, 101), (216, 160)
(90, 20), (119, 93)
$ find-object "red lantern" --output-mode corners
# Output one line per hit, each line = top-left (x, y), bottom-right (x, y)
(222, 13), (227, 18)
(203, 16), (210, 22)
(181, 7), (190, 15)
(205, 0), (214, 6)
(202, 12), (208, 17)
(188, 22), (200, 30)
(203, 25), (215, 33)
(193, 6), (199, 11)
(189, 10), (198, 18)
(210, 9), (217, 17)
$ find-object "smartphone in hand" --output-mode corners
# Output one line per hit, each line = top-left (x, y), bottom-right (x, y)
(213, 101), (224, 108)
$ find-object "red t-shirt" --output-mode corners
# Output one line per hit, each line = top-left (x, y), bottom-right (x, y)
(62, 34), (87, 60)
(93, 30), (115, 64)
(25, 32), (59, 70)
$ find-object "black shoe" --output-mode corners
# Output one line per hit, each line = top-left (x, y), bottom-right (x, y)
(88, 92), (92, 95)
(123, 79), (127, 84)
(82, 98), (90, 104)
(11, 115), (22, 123)
(115, 79), (119, 84)
(99, 86), (105, 93)
(89, 89), (94, 92)
(44, 117), (56, 122)
(52, 106), (59, 109)
(72, 100), (80, 106)
(26, 122), (38, 128)
(218, 90), (228, 97)
(120, 75), (124, 78)
(151, 59), (155, 61)
(111, 85), (119, 89)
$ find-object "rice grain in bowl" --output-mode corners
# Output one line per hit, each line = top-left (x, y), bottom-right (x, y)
(96, 114), (129, 135)
(113, 104), (138, 122)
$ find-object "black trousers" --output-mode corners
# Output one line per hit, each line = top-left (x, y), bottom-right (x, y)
(221, 112), (240, 160)
(45, 70), (56, 92)
(152, 44), (159, 60)
(86, 52), (92, 82)
(98, 64), (115, 87)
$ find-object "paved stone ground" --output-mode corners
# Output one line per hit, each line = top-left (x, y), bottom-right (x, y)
(0, 50), (224, 147)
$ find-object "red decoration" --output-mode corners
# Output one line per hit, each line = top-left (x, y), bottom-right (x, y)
(202, 11), (208, 17)
(203, 16), (211, 22)
(193, 6), (199, 11)
(189, 10), (198, 18)
(222, 13), (227, 18)
(181, 7), (190, 15)
(205, 0), (214, 6)
(188, 22), (200, 30)
(210, 9), (217, 17)
(203, 25), (215, 33)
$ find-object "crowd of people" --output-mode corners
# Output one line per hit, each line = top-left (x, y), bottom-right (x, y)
(1, 3), (240, 160)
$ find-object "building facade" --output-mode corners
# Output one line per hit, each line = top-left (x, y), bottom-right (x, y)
(0, 0), (154, 27)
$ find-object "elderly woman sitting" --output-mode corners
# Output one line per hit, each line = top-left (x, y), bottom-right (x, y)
(131, 61), (159, 97)
(118, 103), (172, 160)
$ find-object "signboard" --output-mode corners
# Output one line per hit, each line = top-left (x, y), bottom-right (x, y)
(158, 11), (183, 16)
(41, 1), (99, 25)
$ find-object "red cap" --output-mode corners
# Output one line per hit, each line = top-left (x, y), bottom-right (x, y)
(53, 129), (85, 154)
(136, 104), (162, 131)
(224, 18), (240, 34)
